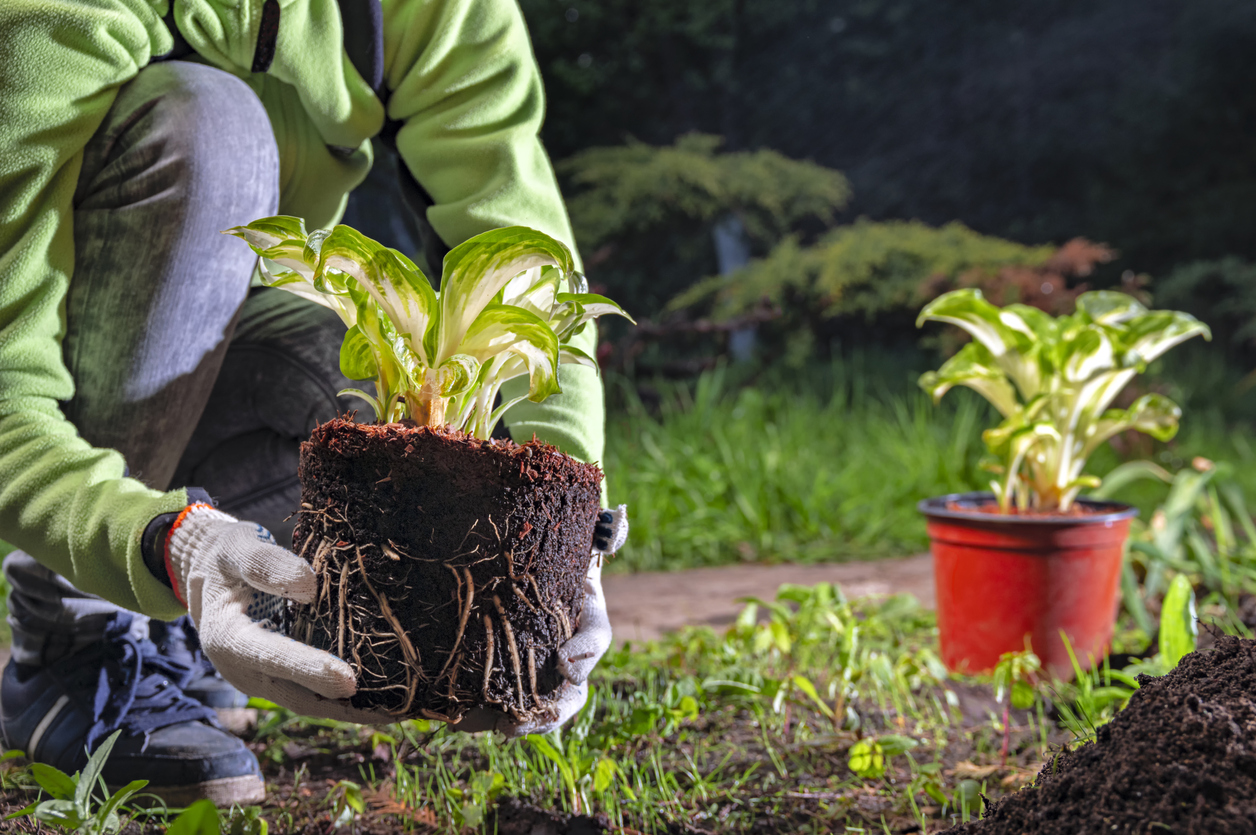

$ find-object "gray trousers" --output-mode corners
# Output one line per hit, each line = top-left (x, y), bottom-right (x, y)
(5, 61), (366, 666)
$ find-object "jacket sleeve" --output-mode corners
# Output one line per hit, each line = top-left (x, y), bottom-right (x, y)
(0, 0), (192, 619)
(381, 0), (605, 471)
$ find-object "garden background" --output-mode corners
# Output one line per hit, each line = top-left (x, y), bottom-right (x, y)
(7, 0), (1256, 832)
(505, 0), (1256, 570)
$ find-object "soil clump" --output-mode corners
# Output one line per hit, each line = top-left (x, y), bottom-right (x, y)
(288, 418), (602, 723)
(945, 634), (1256, 834)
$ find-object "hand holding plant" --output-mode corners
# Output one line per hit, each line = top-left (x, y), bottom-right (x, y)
(917, 289), (1210, 512)
(223, 218), (629, 723)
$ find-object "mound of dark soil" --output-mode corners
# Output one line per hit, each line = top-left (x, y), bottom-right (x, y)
(946, 635), (1256, 834)
(288, 419), (602, 723)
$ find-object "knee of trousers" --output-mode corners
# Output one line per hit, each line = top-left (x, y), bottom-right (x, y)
(106, 61), (280, 220)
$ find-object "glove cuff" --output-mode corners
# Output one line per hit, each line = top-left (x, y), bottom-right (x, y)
(166, 504), (236, 605)
(141, 488), (217, 592)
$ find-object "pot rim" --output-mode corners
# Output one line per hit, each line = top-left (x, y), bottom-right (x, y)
(918, 491), (1138, 525)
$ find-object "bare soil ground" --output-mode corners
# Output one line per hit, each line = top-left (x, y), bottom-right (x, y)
(604, 553), (935, 643)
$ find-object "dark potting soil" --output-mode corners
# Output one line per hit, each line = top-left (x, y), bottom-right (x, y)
(943, 500), (1100, 518)
(289, 419), (603, 723)
(491, 798), (610, 835)
(945, 634), (1256, 835)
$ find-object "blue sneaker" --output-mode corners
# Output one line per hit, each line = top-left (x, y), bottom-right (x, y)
(149, 615), (257, 733)
(0, 614), (264, 806)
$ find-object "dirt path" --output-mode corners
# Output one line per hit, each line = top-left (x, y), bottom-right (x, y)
(604, 553), (934, 644)
(0, 555), (934, 667)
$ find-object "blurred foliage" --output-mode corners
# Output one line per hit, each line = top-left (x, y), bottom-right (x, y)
(666, 216), (1126, 363)
(565, 136), (1127, 370)
(523, 0), (1256, 279)
(670, 220), (1051, 322)
(560, 133), (849, 318)
(1155, 257), (1256, 363)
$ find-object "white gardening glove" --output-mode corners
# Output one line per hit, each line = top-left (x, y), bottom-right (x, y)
(453, 505), (626, 738)
(164, 504), (390, 723)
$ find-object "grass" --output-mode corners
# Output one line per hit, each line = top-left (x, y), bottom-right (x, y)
(2, 446), (1253, 833)
(7, 579), (1229, 835)
(603, 354), (992, 571)
(0, 588), (1074, 834)
(604, 347), (1256, 573)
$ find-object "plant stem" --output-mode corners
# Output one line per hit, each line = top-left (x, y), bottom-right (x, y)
(413, 396), (448, 428)
(1000, 701), (1010, 768)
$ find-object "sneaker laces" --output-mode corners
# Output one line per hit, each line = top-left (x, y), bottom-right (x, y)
(151, 615), (217, 681)
(83, 614), (218, 752)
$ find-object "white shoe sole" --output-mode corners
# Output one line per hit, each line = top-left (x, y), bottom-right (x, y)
(214, 707), (259, 735)
(129, 774), (266, 807)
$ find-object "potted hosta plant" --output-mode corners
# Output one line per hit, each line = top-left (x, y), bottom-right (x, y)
(227, 217), (631, 723)
(916, 289), (1210, 676)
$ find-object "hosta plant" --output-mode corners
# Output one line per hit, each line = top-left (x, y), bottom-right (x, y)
(225, 217), (630, 721)
(918, 289), (1211, 512)
(225, 216), (631, 434)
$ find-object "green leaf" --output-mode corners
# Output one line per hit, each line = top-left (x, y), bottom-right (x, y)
(166, 798), (223, 835)
(1093, 460), (1174, 499)
(29, 762), (76, 800)
(1081, 394), (1182, 459)
(433, 355), (481, 397)
(500, 264), (564, 318)
(526, 734), (575, 791)
(1010, 680), (1036, 710)
(1159, 574), (1197, 669)
(1075, 290), (1148, 325)
(32, 799), (81, 828)
(559, 343), (601, 372)
(593, 757), (617, 793)
(222, 215), (308, 252)
(552, 292), (636, 337)
(96, 779), (148, 831)
(460, 305), (561, 402)
(916, 289), (1042, 398)
(791, 674), (835, 719)
(339, 325), (379, 381)
(847, 740), (885, 778)
(918, 341), (1019, 417)
(877, 735), (919, 757)
(320, 226), (438, 365)
(4, 803), (40, 821)
(436, 227), (574, 365)
(1121, 309), (1212, 365)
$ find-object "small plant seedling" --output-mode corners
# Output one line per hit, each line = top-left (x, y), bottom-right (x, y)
(918, 289), (1210, 512)
(847, 735), (918, 780)
(1159, 574), (1198, 670)
(992, 644), (1041, 767)
(165, 799), (225, 835)
(4, 730), (148, 835)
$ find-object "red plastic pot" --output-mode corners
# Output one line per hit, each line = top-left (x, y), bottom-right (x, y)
(919, 492), (1137, 678)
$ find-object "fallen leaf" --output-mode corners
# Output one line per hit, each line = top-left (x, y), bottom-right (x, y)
(952, 760), (1002, 779)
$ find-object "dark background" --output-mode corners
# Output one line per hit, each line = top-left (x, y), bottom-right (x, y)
(521, 0), (1256, 279)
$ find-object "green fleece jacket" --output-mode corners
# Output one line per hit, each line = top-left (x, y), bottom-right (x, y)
(0, 0), (603, 621)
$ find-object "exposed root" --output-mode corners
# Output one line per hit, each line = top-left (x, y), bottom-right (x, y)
(512, 581), (538, 613)
(481, 614), (501, 706)
(354, 546), (422, 715)
(337, 559), (350, 660)
(528, 646), (540, 703)
(530, 575), (572, 641)
(437, 565), (474, 681)
(494, 595), (526, 712)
